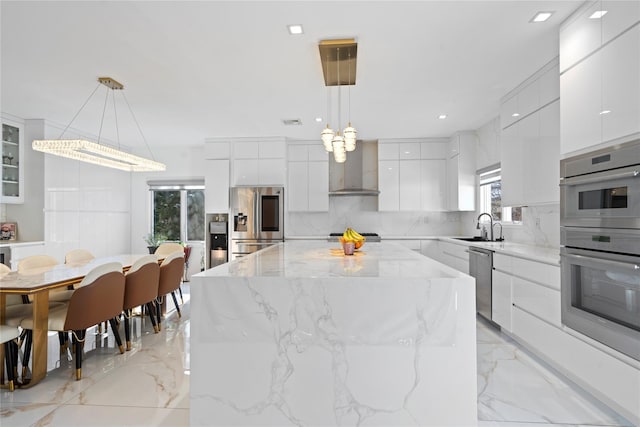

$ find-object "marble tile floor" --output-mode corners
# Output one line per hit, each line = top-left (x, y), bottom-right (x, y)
(0, 284), (633, 427)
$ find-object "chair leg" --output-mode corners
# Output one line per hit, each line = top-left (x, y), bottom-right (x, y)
(146, 302), (159, 333)
(109, 318), (124, 354)
(73, 330), (85, 380)
(123, 311), (131, 351)
(21, 330), (33, 382)
(155, 299), (162, 331)
(171, 291), (182, 318)
(58, 331), (68, 354)
(4, 341), (16, 391)
(178, 286), (184, 304)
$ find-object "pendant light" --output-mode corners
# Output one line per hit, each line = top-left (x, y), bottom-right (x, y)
(32, 77), (165, 172)
(319, 39), (358, 163)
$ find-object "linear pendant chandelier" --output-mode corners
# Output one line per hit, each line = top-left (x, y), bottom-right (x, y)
(319, 39), (358, 163)
(33, 77), (166, 172)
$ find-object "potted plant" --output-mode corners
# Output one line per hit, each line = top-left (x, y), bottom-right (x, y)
(143, 233), (165, 254)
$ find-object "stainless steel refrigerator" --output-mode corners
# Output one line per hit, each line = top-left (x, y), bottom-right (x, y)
(229, 186), (284, 260)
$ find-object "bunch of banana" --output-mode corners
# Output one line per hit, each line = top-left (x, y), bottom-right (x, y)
(342, 227), (366, 249)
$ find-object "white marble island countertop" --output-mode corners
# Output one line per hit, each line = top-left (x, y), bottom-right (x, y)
(190, 241), (477, 426)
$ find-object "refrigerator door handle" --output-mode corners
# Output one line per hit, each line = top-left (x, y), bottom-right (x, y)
(254, 189), (259, 237)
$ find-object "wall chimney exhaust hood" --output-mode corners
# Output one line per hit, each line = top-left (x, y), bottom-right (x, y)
(329, 140), (379, 196)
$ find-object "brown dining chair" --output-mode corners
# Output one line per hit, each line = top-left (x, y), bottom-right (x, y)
(156, 251), (185, 331)
(155, 242), (186, 304)
(123, 255), (160, 350)
(20, 262), (126, 380)
(0, 325), (20, 391)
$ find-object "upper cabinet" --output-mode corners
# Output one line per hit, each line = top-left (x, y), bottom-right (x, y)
(446, 132), (476, 211)
(560, 2), (640, 155)
(230, 138), (286, 186)
(500, 59), (560, 206)
(287, 143), (328, 212)
(378, 139), (448, 212)
(1, 118), (24, 204)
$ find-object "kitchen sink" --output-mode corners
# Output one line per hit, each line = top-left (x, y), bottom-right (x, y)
(453, 237), (504, 243)
(454, 237), (490, 242)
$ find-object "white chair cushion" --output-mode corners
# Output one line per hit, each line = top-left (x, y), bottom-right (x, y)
(65, 249), (95, 264)
(18, 255), (58, 273)
(20, 303), (69, 332)
(4, 302), (66, 327)
(155, 243), (184, 257)
(0, 325), (20, 343)
(0, 263), (11, 274)
(160, 250), (184, 267)
(76, 262), (123, 288)
(48, 289), (75, 302)
(128, 255), (158, 275)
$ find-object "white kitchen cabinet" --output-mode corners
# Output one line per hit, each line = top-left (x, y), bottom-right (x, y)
(559, 1), (604, 73)
(233, 141), (259, 159)
(501, 118), (526, 207)
(399, 160), (421, 210)
(1, 118), (24, 204)
(446, 132), (476, 211)
(517, 80), (539, 120)
(500, 95), (519, 129)
(399, 142), (421, 160)
(420, 159), (446, 211)
(526, 100), (560, 204)
(378, 160), (399, 211)
(602, 1), (640, 45)
(560, 49), (603, 154)
(233, 159), (259, 186)
(601, 25), (640, 144)
(259, 139), (286, 159)
(539, 63), (560, 108)
(436, 240), (469, 274)
(420, 141), (448, 159)
(492, 269), (512, 332)
(287, 144), (328, 212)
(258, 158), (285, 186)
(205, 159), (229, 212)
(378, 142), (400, 160)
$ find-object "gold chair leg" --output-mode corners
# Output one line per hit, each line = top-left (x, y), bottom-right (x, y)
(8, 379), (14, 392)
(75, 368), (82, 381)
(126, 341), (131, 351)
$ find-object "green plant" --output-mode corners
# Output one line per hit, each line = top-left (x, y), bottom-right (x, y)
(143, 232), (167, 247)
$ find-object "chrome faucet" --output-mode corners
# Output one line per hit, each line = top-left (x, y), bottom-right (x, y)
(493, 222), (504, 241)
(476, 212), (494, 241)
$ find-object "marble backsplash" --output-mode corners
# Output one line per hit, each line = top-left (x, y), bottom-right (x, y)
(287, 197), (560, 249)
(286, 196), (476, 237)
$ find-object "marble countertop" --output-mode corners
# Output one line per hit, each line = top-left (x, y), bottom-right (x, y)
(284, 235), (560, 266)
(190, 241), (478, 426)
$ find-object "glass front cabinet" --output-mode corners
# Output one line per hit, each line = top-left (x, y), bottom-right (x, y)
(1, 119), (24, 204)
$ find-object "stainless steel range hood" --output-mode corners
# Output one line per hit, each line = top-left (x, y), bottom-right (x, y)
(329, 140), (379, 196)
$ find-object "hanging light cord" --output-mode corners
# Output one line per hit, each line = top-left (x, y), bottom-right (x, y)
(112, 89), (120, 149)
(97, 85), (110, 145)
(57, 83), (102, 139)
(347, 49), (352, 124)
(326, 51), (332, 128)
(122, 92), (158, 161)
(337, 47), (341, 131)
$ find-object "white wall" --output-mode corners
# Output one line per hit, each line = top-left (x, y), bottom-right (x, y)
(129, 145), (207, 276)
(43, 128), (132, 262)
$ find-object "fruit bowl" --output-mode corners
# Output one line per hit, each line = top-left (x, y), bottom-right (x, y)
(339, 228), (366, 251)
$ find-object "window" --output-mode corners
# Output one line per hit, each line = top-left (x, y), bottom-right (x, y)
(479, 167), (522, 224)
(149, 181), (205, 242)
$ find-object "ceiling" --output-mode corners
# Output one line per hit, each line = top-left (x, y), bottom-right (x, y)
(1, 1), (581, 153)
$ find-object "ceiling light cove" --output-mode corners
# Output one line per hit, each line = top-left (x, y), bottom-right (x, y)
(287, 24), (304, 35)
(530, 11), (554, 23)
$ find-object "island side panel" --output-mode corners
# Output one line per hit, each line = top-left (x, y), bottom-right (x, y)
(190, 274), (477, 426)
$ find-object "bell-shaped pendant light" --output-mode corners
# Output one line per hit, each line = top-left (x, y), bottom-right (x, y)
(343, 122), (357, 151)
(332, 133), (346, 163)
(321, 125), (334, 152)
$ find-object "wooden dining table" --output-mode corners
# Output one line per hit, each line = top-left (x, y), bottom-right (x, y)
(0, 254), (153, 387)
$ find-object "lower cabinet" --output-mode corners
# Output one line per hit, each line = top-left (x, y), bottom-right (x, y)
(491, 269), (512, 332)
(430, 240), (469, 274)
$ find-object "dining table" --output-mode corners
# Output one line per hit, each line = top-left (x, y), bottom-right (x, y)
(0, 254), (154, 387)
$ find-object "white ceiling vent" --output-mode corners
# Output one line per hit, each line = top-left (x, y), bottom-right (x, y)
(282, 118), (302, 126)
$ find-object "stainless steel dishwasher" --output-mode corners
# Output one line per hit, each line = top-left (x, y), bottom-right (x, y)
(468, 246), (494, 321)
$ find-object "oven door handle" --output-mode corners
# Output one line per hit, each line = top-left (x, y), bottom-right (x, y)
(560, 169), (639, 186)
(561, 252), (640, 271)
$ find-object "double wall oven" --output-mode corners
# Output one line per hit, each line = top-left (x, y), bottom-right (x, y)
(560, 139), (640, 361)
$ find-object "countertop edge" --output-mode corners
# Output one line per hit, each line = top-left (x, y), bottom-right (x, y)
(0, 241), (45, 248)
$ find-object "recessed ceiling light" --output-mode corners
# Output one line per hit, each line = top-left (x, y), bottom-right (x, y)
(589, 10), (608, 19)
(530, 11), (554, 23)
(287, 24), (304, 35)
(512, 113), (520, 117)
(599, 110), (611, 115)
(438, 114), (447, 120)
(315, 117), (323, 123)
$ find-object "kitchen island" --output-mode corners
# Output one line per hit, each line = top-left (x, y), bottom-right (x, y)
(190, 241), (477, 426)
